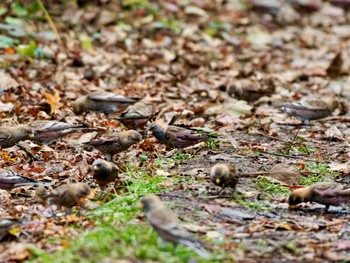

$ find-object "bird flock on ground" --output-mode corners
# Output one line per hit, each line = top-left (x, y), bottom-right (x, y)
(0, 91), (345, 258)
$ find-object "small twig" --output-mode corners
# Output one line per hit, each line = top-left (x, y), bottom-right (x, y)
(256, 150), (324, 162)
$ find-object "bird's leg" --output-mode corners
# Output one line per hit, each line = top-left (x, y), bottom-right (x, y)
(325, 205), (330, 212)
(229, 188), (236, 199)
(105, 154), (112, 162)
(49, 205), (57, 218)
(286, 125), (301, 154)
(217, 188), (226, 197)
(120, 180), (129, 192)
(99, 186), (105, 200)
(112, 180), (122, 195)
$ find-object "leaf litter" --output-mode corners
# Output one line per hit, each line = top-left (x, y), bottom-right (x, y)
(1, 0), (350, 262)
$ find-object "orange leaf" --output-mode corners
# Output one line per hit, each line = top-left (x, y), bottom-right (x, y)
(44, 91), (60, 114)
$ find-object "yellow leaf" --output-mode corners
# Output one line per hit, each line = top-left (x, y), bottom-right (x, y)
(8, 226), (21, 235)
(44, 91), (60, 114)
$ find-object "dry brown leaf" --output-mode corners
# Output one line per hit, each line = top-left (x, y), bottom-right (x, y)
(43, 91), (60, 114)
(325, 125), (346, 141)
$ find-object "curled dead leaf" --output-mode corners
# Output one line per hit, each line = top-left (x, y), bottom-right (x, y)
(41, 91), (60, 115)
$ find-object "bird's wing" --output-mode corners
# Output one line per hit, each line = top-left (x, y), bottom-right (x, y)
(32, 121), (86, 132)
(89, 93), (140, 103)
(0, 130), (11, 143)
(0, 169), (40, 186)
(84, 136), (118, 146)
(169, 126), (210, 141)
(284, 101), (326, 110)
(312, 182), (344, 197)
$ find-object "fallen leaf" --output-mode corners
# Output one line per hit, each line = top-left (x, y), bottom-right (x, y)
(42, 91), (60, 114)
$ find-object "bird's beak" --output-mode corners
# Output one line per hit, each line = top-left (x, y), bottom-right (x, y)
(215, 178), (221, 184)
(29, 133), (35, 139)
(137, 202), (144, 208)
(288, 205), (294, 210)
(93, 166), (99, 172)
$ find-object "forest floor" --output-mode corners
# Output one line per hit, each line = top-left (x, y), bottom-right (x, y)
(1, 0), (350, 262)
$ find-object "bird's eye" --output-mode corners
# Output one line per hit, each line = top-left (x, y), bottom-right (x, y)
(27, 129), (32, 134)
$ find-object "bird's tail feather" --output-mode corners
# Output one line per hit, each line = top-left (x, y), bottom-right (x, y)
(180, 238), (211, 259)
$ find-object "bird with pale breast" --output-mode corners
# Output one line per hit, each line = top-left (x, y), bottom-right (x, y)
(0, 125), (34, 148)
(288, 182), (350, 210)
(140, 194), (211, 259)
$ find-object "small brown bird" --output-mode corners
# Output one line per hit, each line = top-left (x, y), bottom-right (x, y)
(0, 168), (49, 190)
(210, 164), (239, 197)
(146, 123), (212, 150)
(227, 79), (275, 103)
(36, 183), (91, 210)
(116, 102), (154, 130)
(278, 98), (339, 124)
(30, 120), (89, 144)
(288, 182), (350, 210)
(0, 218), (22, 241)
(92, 159), (120, 191)
(72, 93), (141, 115)
(140, 195), (210, 259)
(84, 130), (142, 161)
(0, 125), (34, 148)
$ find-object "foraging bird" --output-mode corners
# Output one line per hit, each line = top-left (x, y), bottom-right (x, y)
(116, 102), (154, 130)
(0, 218), (22, 241)
(210, 163), (239, 197)
(0, 168), (48, 190)
(92, 159), (124, 194)
(146, 123), (212, 150)
(140, 195), (211, 259)
(278, 98), (339, 124)
(84, 130), (142, 161)
(0, 125), (34, 148)
(72, 93), (141, 115)
(288, 182), (350, 210)
(36, 183), (91, 210)
(30, 120), (89, 144)
(227, 80), (275, 103)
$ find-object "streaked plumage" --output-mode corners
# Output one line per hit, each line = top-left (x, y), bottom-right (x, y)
(0, 125), (34, 148)
(288, 182), (350, 210)
(140, 195), (210, 259)
(146, 123), (211, 150)
(72, 93), (141, 115)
